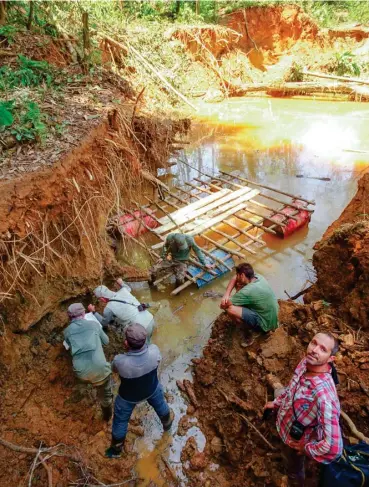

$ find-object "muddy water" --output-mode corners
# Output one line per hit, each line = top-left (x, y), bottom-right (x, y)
(130, 97), (369, 486)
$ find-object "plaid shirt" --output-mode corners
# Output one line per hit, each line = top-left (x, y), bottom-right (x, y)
(274, 358), (343, 464)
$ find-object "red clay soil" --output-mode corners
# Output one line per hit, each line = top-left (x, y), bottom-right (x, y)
(0, 108), (186, 332)
(0, 309), (141, 486)
(305, 173), (369, 329)
(223, 4), (319, 70)
(182, 174), (369, 487)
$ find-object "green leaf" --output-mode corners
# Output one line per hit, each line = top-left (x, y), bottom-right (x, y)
(0, 102), (14, 127)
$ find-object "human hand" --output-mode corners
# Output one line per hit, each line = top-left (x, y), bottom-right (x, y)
(88, 304), (96, 313)
(220, 295), (230, 308)
(116, 278), (124, 287)
(288, 441), (305, 455)
(264, 401), (275, 410)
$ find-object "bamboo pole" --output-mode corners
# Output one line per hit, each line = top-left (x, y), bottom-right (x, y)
(202, 235), (245, 259)
(209, 228), (257, 255)
(221, 171), (315, 213)
(185, 181), (212, 194)
(163, 188), (189, 206)
(104, 36), (198, 111)
(249, 199), (298, 222)
(204, 172), (299, 222)
(220, 170), (315, 206)
(303, 69), (369, 86)
(233, 212), (277, 235)
(224, 219), (265, 245)
(174, 185), (201, 200)
(193, 177), (222, 191)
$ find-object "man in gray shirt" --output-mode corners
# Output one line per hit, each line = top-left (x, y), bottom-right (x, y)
(106, 323), (173, 458)
(63, 303), (113, 421)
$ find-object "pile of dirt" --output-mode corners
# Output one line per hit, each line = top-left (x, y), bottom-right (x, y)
(305, 173), (369, 329)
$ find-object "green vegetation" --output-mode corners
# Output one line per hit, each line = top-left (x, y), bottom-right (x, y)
(329, 51), (361, 77)
(0, 55), (55, 91)
(0, 99), (46, 142)
(300, 0), (369, 28)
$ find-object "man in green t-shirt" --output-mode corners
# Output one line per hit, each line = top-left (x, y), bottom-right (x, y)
(150, 233), (214, 287)
(220, 263), (279, 333)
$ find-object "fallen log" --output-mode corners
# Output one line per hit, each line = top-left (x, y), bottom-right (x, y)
(231, 82), (369, 101)
(303, 69), (369, 86)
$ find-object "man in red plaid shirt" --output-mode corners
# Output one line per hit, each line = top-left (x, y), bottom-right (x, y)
(264, 332), (343, 486)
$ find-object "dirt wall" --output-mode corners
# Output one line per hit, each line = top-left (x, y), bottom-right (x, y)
(305, 173), (369, 328)
(0, 109), (183, 332)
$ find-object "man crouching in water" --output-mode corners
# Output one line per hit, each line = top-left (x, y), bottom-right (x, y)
(106, 323), (174, 458)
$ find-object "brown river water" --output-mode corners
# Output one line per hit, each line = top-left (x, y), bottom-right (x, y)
(125, 97), (369, 485)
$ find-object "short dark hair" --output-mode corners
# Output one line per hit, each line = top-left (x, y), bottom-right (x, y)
(236, 263), (255, 280)
(324, 332), (339, 356)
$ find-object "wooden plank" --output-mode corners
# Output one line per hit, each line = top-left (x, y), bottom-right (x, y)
(173, 188), (260, 234)
(156, 188), (230, 227)
(152, 189), (259, 249)
(155, 187), (252, 235)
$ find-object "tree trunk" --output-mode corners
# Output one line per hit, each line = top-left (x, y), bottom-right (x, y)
(82, 11), (90, 74)
(0, 1), (6, 25)
(175, 1), (181, 16)
(195, 0), (200, 15)
(27, 1), (34, 30)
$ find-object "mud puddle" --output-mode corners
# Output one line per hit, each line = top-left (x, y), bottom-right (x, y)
(129, 97), (369, 485)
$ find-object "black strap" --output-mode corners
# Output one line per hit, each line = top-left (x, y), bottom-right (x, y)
(108, 298), (139, 309)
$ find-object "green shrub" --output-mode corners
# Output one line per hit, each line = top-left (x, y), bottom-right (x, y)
(0, 101), (15, 128)
(329, 51), (361, 77)
(0, 55), (54, 91)
(0, 98), (47, 142)
(0, 25), (18, 44)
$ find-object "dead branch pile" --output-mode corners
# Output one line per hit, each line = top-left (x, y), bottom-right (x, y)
(0, 437), (137, 487)
(0, 107), (185, 331)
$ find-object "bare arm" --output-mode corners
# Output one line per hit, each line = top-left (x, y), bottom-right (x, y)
(220, 275), (237, 308)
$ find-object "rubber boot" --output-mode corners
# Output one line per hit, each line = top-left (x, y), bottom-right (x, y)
(105, 436), (125, 459)
(161, 409), (174, 432)
(101, 404), (112, 422)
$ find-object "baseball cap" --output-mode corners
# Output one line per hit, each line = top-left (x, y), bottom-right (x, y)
(126, 323), (147, 349)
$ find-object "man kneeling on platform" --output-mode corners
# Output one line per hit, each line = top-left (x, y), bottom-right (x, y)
(149, 232), (214, 287)
(220, 263), (279, 333)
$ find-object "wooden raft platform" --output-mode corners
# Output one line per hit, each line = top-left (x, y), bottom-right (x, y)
(114, 170), (315, 295)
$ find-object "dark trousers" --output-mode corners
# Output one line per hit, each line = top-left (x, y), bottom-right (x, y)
(112, 384), (170, 441)
(282, 444), (305, 486)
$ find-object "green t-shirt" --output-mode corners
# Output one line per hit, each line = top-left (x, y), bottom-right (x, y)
(231, 275), (279, 332)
